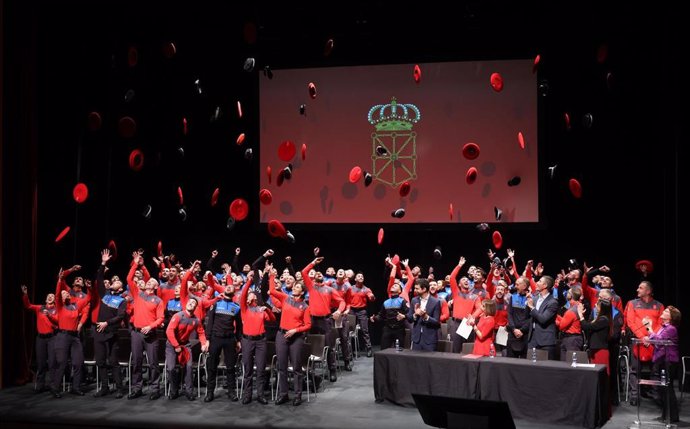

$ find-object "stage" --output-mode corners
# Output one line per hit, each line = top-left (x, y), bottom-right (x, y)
(0, 348), (683, 429)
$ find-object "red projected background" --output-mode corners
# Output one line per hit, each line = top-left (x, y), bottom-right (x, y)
(259, 59), (538, 224)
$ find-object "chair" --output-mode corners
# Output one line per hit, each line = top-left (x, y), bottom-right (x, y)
(403, 329), (411, 350)
(440, 323), (449, 341)
(436, 340), (452, 353)
(461, 342), (474, 355)
(681, 355), (689, 400)
(347, 314), (359, 359)
(618, 345), (630, 403)
(535, 349), (549, 361)
(306, 334), (328, 386)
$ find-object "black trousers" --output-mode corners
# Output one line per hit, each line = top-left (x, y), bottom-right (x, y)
(380, 326), (405, 350)
(653, 361), (679, 421)
(449, 319), (475, 353)
(130, 330), (160, 393)
(35, 335), (56, 390)
(165, 341), (193, 395)
(336, 316), (352, 363)
(206, 336), (238, 393)
(241, 337), (267, 400)
(53, 332), (84, 391)
(275, 332), (304, 398)
(94, 332), (123, 390)
(351, 308), (372, 350)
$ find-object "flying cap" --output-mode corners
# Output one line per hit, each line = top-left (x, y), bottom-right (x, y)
(494, 207), (503, 221)
(266, 166), (272, 184)
(413, 64), (422, 84)
(177, 187), (184, 205)
(108, 239), (118, 260)
(263, 66), (273, 80)
(564, 113), (571, 130)
(259, 189), (273, 205)
(73, 183), (89, 203)
(492, 231), (503, 249)
(548, 164), (557, 179)
(507, 176), (521, 187)
(349, 166), (363, 183)
(308, 82), (317, 99)
(635, 260), (654, 273)
(375, 146), (388, 156)
(267, 219), (287, 238)
(124, 89), (135, 103)
(143, 205), (152, 220)
(449, 203), (454, 220)
(466, 167), (478, 185)
(183, 118), (188, 135)
(391, 254), (400, 266)
(226, 217), (236, 231)
(363, 172), (373, 187)
(391, 208), (405, 218)
(399, 181), (411, 197)
(55, 226), (71, 243)
(301, 143), (307, 161)
(377, 227), (384, 245)
(568, 178), (582, 198)
(276, 168), (285, 187)
(229, 198), (249, 221)
(490, 72), (504, 92)
(476, 223), (490, 232)
(433, 246), (442, 260)
(518, 132), (525, 149)
(87, 111), (102, 131)
(244, 148), (253, 160)
(157, 241), (163, 257)
(299, 104), (306, 115)
(237, 101), (243, 118)
(236, 133), (246, 145)
(282, 164), (292, 180)
(118, 116), (137, 138)
(532, 54), (541, 74)
(128, 149), (144, 172)
(211, 188), (220, 207)
(163, 42), (176, 59)
(243, 57), (255, 72)
(324, 38), (334, 57)
(462, 142), (480, 160)
(278, 140), (296, 161)
(582, 113), (594, 129)
(178, 207), (187, 221)
(286, 231), (296, 243)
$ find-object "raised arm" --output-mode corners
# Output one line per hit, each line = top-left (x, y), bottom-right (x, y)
(449, 257), (466, 297)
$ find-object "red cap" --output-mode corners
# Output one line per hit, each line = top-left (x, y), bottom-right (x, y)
(490, 72), (504, 92)
(349, 166), (363, 183)
(118, 116), (137, 138)
(237, 101), (243, 118)
(564, 112), (571, 130)
(163, 42), (176, 59)
(108, 239), (118, 260)
(492, 231), (503, 249)
(259, 189), (273, 205)
(399, 181), (411, 197)
(229, 198), (249, 221)
(267, 219), (287, 238)
(55, 226), (71, 243)
(177, 347), (191, 366)
(128, 149), (144, 172)
(518, 132), (525, 149)
(413, 64), (422, 84)
(391, 254), (400, 266)
(462, 142), (480, 160)
(532, 54), (541, 74)
(308, 82), (317, 99)
(157, 241), (163, 257)
(177, 187), (184, 205)
(449, 203), (454, 220)
(183, 117), (188, 135)
(87, 111), (102, 131)
(73, 183), (89, 203)
(266, 166), (272, 184)
(301, 143), (307, 161)
(128, 46), (138, 67)
(377, 227), (384, 245)
(465, 167), (478, 185)
(211, 188), (220, 207)
(635, 260), (654, 273)
(278, 140), (296, 162)
(236, 133), (246, 145)
(568, 178), (582, 199)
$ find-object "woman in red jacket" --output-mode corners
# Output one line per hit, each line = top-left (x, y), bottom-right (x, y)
(472, 299), (496, 356)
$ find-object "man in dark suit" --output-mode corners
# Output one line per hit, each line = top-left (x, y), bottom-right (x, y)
(527, 275), (559, 359)
(407, 279), (441, 351)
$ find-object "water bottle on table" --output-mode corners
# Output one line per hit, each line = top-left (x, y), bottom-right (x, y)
(660, 369), (666, 385)
(489, 343), (495, 358)
(531, 347), (537, 363)
(395, 339), (401, 352)
(571, 352), (577, 367)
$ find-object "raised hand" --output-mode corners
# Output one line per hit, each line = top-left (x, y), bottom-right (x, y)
(235, 247), (241, 256)
(401, 258), (409, 268)
(263, 249), (274, 258)
(211, 249), (219, 258)
(458, 256), (466, 266)
(313, 247), (320, 256)
(285, 256), (292, 263)
(21, 284), (28, 294)
(313, 256), (324, 265)
(507, 248), (515, 258)
(101, 249), (111, 264)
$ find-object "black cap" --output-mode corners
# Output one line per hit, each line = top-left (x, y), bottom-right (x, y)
(391, 208), (405, 218)
(243, 57), (256, 72)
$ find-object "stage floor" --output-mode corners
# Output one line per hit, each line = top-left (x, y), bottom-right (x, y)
(0, 348), (685, 429)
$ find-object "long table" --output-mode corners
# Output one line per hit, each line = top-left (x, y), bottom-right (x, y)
(373, 349), (609, 429)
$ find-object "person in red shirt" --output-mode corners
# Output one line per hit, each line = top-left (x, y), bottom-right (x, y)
(556, 288), (583, 356)
(332, 269), (354, 371)
(492, 281), (509, 356)
(472, 299), (496, 356)
(448, 256), (482, 353)
(53, 267), (89, 397)
(21, 284), (58, 394)
(126, 252), (165, 400)
(349, 272), (376, 357)
(269, 265), (311, 406)
(238, 250), (277, 405)
(165, 298), (209, 400)
(302, 255), (345, 382)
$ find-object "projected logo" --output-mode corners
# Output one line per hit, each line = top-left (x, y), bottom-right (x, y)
(368, 97), (420, 187)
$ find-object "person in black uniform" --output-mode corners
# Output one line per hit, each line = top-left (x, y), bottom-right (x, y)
(203, 278), (242, 402)
(93, 249), (128, 398)
(370, 265), (409, 350)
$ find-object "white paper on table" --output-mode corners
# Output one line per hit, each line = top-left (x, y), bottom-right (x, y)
(575, 363), (596, 368)
(456, 318), (473, 339)
(495, 326), (508, 346)
(334, 315), (343, 329)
